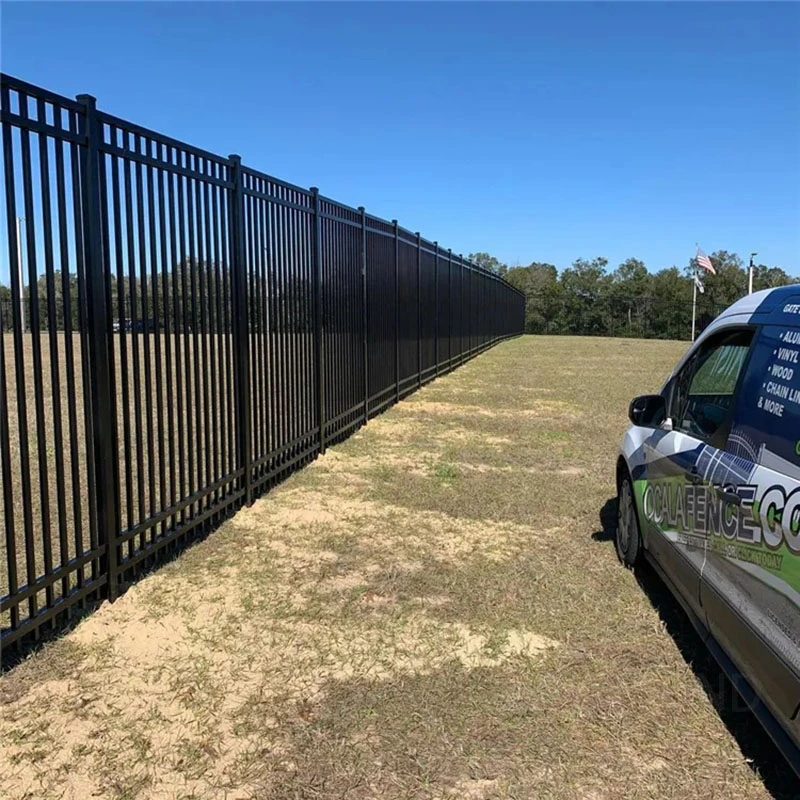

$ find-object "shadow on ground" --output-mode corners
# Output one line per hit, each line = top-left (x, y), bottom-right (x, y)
(592, 497), (800, 799)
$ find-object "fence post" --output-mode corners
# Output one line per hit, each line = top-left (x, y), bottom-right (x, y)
(433, 243), (439, 375)
(359, 206), (368, 422)
(228, 155), (252, 504)
(446, 249), (452, 370)
(416, 232), (421, 388)
(76, 93), (120, 600)
(459, 255), (472, 356)
(459, 254), (466, 365)
(469, 260), (474, 355)
(393, 219), (399, 403)
(521, 292), (525, 336)
(311, 188), (326, 452)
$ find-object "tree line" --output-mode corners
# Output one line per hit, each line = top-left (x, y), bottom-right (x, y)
(0, 258), (314, 333)
(469, 250), (799, 340)
(3, 250), (797, 340)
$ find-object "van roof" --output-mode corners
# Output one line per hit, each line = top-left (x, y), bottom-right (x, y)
(719, 284), (800, 327)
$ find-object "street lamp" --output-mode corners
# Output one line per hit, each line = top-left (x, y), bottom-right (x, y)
(748, 252), (758, 296)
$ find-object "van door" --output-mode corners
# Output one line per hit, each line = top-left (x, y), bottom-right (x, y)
(702, 323), (800, 728)
(640, 328), (754, 623)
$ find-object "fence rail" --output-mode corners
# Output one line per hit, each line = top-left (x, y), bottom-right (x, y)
(0, 73), (524, 657)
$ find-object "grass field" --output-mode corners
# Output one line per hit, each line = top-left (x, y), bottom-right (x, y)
(1, 335), (798, 799)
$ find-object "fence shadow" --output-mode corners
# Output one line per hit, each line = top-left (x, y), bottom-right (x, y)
(592, 497), (800, 799)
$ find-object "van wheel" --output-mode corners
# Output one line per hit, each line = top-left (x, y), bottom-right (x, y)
(616, 473), (642, 567)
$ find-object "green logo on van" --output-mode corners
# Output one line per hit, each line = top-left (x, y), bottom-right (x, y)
(796, 440), (800, 457)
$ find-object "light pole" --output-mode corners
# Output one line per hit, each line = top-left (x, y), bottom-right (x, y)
(16, 216), (26, 332)
(748, 252), (757, 296)
(691, 263), (698, 342)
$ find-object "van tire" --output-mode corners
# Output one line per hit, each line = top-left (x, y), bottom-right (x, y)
(616, 472), (642, 568)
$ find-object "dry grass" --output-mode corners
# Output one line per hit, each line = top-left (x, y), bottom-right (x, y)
(1, 335), (798, 799)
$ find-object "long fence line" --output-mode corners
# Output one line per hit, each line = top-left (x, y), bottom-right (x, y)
(0, 73), (524, 656)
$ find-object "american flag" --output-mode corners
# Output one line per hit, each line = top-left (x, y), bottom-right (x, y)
(696, 247), (716, 274)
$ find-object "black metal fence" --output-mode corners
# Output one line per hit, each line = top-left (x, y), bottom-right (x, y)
(0, 74), (524, 656)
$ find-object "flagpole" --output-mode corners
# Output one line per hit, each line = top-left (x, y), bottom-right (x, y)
(691, 265), (697, 343)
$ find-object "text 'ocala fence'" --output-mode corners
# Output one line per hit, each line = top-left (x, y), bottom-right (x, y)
(0, 74), (524, 657)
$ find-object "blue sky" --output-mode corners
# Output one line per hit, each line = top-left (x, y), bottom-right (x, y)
(2, 1), (799, 274)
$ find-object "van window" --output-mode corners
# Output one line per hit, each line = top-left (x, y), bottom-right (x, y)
(670, 329), (753, 443)
(728, 325), (800, 476)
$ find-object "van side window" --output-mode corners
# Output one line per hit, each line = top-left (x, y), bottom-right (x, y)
(728, 325), (800, 474)
(669, 330), (753, 443)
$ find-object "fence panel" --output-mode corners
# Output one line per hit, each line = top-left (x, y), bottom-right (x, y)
(434, 249), (449, 372)
(243, 170), (318, 492)
(452, 253), (465, 366)
(366, 217), (397, 414)
(97, 113), (243, 585)
(321, 199), (364, 442)
(0, 77), (106, 643)
(1, 72), (524, 656)
(398, 231), (419, 391)
(420, 241), (437, 378)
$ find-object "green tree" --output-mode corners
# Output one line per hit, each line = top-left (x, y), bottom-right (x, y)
(0, 282), (10, 330)
(468, 252), (507, 276)
(751, 264), (797, 291)
(558, 257), (611, 335)
(506, 262), (560, 333)
(607, 258), (652, 337)
(650, 266), (693, 340)
(611, 258), (650, 296)
(504, 248), (797, 341)
(28, 270), (81, 330)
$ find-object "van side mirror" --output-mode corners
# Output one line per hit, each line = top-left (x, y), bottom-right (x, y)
(628, 394), (667, 427)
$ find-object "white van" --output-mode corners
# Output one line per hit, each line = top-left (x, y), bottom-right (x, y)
(616, 285), (800, 776)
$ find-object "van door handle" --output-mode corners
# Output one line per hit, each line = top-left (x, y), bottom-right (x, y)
(717, 488), (741, 506)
